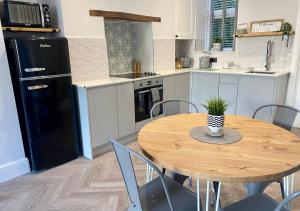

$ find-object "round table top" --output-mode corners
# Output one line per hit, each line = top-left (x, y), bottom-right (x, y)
(138, 113), (300, 183)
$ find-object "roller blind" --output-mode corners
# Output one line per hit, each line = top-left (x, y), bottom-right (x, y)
(210, 0), (237, 51)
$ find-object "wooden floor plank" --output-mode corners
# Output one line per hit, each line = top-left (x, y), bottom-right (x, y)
(0, 131), (299, 210)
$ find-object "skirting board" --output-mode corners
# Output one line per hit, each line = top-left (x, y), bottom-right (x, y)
(92, 133), (137, 159)
(0, 158), (30, 183)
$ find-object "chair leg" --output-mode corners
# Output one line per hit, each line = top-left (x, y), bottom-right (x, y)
(279, 179), (285, 199)
(189, 176), (192, 186)
(213, 181), (222, 210)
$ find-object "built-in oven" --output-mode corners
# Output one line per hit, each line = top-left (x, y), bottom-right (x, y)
(134, 77), (163, 123)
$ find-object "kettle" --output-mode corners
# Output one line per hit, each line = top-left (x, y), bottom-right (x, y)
(199, 56), (210, 69)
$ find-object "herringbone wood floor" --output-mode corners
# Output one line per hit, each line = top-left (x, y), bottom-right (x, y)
(0, 138), (300, 210)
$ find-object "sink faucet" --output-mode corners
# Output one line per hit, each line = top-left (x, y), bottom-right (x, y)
(265, 40), (273, 71)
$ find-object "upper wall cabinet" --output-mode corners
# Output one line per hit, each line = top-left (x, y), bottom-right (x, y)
(175, 0), (196, 39)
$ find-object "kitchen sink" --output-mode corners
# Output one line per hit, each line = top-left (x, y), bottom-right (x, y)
(246, 70), (276, 74)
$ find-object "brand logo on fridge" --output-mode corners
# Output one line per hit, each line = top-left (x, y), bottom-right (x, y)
(40, 44), (51, 48)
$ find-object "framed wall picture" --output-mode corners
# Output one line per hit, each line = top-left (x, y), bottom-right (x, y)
(250, 19), (283, 33)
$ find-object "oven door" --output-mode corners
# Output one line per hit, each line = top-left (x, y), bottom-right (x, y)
(134, 86), (163, 122)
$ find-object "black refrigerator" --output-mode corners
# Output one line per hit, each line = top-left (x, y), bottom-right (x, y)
(6, 36), (79, 172)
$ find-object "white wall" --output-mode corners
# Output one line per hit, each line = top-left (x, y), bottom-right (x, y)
(287, 2), (300, 127)
(59, 0), (175, 39)
(238, 0), (299, 26)
(0, 23), (30, 183)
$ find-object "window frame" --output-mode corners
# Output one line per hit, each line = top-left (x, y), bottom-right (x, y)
(208, 0), (238, 52)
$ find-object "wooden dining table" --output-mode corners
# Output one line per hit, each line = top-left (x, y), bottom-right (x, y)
(138, 113), (300, 211)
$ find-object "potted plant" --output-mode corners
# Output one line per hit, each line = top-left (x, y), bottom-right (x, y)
(203, 97), (228, 134)
(212, 37), (222, 51)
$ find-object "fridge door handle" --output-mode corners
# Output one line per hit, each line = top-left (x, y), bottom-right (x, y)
(27, 85), (48, 90)
(25, 68), (46, 72)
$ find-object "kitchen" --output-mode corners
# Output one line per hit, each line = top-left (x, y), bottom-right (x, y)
(0, 0), (300, 210)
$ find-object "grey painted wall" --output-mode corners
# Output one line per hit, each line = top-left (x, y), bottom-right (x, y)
(0, 22), (30, 183)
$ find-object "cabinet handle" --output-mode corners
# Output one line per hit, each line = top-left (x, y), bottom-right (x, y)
(25, 67), (46, 72)
(137, 87), (163, 94)
(27, 85), (48, 90)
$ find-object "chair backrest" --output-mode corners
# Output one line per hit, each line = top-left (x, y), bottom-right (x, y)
(253, 104), (300, 131)
(108, 138), (174, 211)
(150, 99), (199, 120)
(274, 191), (300, 211)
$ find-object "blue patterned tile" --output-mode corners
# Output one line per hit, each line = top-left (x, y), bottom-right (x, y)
(105, 22), (137, 74)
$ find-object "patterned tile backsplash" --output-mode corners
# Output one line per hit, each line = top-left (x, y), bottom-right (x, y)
(105, 22), (137, 75)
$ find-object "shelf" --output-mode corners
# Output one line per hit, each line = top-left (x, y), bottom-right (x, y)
(89, 10), (161, 22)
(235, 31), (295, 38)
(2, 27), (60, 33)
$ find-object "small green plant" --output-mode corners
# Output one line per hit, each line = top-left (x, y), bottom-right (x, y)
(213, 37), (222, 43)
(202, 97), (228, 116)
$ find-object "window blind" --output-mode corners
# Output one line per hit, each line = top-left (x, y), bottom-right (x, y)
(209, 0), (237, 51)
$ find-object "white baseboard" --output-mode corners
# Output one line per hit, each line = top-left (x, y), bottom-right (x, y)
(0, 158), (30, 183)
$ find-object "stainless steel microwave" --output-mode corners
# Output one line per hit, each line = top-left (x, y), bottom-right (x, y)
(0, 1), (51, 28)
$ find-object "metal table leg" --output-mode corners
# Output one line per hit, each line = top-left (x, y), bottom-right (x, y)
(215, 182), (222, 211)
(197, 177), (201, 211)
(206, 181), (210, 211)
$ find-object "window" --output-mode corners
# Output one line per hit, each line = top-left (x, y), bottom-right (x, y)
(209, 0), (238, 51)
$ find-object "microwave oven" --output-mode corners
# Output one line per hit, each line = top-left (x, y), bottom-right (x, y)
(0, 1), (51, 28)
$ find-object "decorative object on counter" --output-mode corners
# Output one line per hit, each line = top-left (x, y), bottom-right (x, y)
(180, 57), (193, 68)
(210, 57), (218, 68)
(202, 97), (228, 135)
(250, 19), (283, 33)
(132, 60), (141, 73)
(236, 23), (248, 35)
(199, 56), (210, 69)
(212, 37), (222, 51)
(175, 58), (182, 69)
(223, 61), (235, 69)
(190, 126), (242, 145)
(281, 22), (292, 47)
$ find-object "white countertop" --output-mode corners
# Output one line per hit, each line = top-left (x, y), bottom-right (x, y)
(73, 68), (290, 88)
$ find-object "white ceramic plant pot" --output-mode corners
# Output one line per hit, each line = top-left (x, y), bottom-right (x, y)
(207, 114), (224, 133)
(212, 43), (222, 51)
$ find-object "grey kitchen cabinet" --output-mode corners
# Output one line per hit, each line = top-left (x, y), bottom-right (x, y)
(163, 75), (176, 101)
(116, 83), (135, 138)
(175, 73), (191, 112)
(219, 75), (239, 115)
(87, 86), (119, 149)
(75, 82), (135, 159)
(236, 75), (288, 122)
(163, 73), (191, 113)
(191, 72), (220, 113)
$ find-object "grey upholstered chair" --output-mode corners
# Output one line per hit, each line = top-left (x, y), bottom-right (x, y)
(223, 190), (300, 211)
(109, 138), (198, 211)
(150, 99), (199, 185)
(244, 104), (300, 198)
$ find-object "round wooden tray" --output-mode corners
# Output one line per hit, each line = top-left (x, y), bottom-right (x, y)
(190, 126), (242, 144)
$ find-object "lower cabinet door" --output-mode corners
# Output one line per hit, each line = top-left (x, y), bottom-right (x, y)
(117, 83), (135, 138)
(191, 72), (220, 113)
(236, 76), (275, 121)
(88, 86), (119, 148)
(176, 73), (191, 113)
